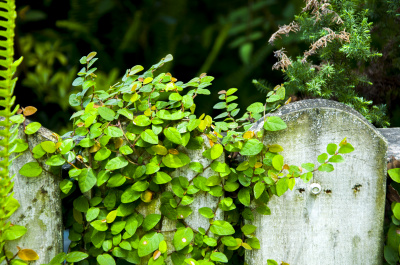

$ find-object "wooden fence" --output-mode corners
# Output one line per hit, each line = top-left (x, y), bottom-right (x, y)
(6, 99), (398, 265)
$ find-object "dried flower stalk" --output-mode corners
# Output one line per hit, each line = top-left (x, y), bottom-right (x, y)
(302, 28), (350, 63)
(268, 22), (300, 44)
(272, 49), (293, 70)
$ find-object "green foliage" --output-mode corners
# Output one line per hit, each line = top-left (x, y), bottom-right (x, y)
(14, 52), (354, 264)
(266, 0), (390, 127)
(16, 0), (309, 133)
(0, 0), (39, 263)
(385, 167), (400, 264)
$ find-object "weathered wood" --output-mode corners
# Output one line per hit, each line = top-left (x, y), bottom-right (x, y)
(163, 136), (224, 264)
(6, 123), (63, 264)
(377, 128), (400, 162)
(5, 101), (397, 264)
(246, 99), (387, 265)
(135, 135), (224, 264)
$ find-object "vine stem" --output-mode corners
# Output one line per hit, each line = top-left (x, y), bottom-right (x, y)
(205, 194), (222, 236)
(175, 164), (211, 208)
(117, 120), (139, 157)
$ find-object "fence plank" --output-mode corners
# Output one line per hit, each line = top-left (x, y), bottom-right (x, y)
(6, 123), (63, 264)
(377, 128), (400, 162)
(246, 99), (387, 265)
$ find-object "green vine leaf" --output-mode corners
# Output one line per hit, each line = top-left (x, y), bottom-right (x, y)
(3, 225), (27, 240)
(105, 157), (128, 171)
(210, 252), (228, 263)
(210, 220), (235, 236)
(162, 153), (190, 168)
(263, 116), (287, 131)
(141, 129), (158, 144)
(24, 122), (41, 135)
(66, 252), (89, 262)
(97, 254), (116, 265)
(46, 154), (66, 166)
(78, 168), (97, 193)
(173, 227), (193, 251)
(389, 168), (400, 183)
(19, 162), (42, 177)
(41, 141), (57, 153)
(98, 107), (116, 121)
(163, 127), (183, 145)
(240, 139), (264, 156)
(138, 232), (164, 257)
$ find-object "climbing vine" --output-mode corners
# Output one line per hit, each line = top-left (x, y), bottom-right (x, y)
(7, 51), (355, 265)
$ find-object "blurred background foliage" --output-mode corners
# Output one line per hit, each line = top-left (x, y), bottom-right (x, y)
(14, 0), (400, 133)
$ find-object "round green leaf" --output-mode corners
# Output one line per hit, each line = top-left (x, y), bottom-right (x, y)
(210, 144), (224, 160)
(154, 171), (172, 184)
(162, 153), (190, 168)
(238, 188), (251, 206)
(189, 162), (203, 173)
(317, 153), (328, 163)
(24, 122), (41, 135)
(141, 129), (158, 144)
(138, 232), (164, 257)
(254, 182), (265, 199)
(41, 141), (57, 153)
(134, 115), (151, 126)
(91, 220), (108, 231)
(146, 162), (160, 175)
(199, 207), (214, 218)
(389, 168), (400, 183)
(19, 162), (42, 177)
(163, 127), (182, 145)
(246, 102), (264, 113)
(318, 164), (334, 172)
(86, 207), (100, 222)
(338, 143), (354, 154)
(3, 225), (27, 240)
(240, 139), (263, 156)
(46, 154), (66, 166)
(66, 252), (88, 263)
(263, 116), (287, 131)
(326, 143), (337, 155)
(73, 195), (89, 212)
(210, 220), (235, 236)
(98, 107), (116, 121)
(241, 224), (257, 235)
(210, 252), (228, 263)
(60, 179), (73, 194)
(59, 139), (74, 154)
(78, 168), (97, 193)
(106, 157), (128, 171)
(94, 148), (111, 161)
(142, 214), (161, 231)
(328, 155), (344, 163)
(120, 145), (133, 155)
(173, 227), (193, 251)
(276, 177), (289, 196)
(272, 155), (284, 171)
(104, 127), (123, 137)
(97, 254), (115, 265)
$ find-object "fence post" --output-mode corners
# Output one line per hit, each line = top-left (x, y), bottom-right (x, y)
(6, 123), (63, 264)
(136, 135), (224, 264)
(246, 99), (387, 265)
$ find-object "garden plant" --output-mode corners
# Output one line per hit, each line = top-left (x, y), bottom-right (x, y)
(4, 0), (400, 264)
